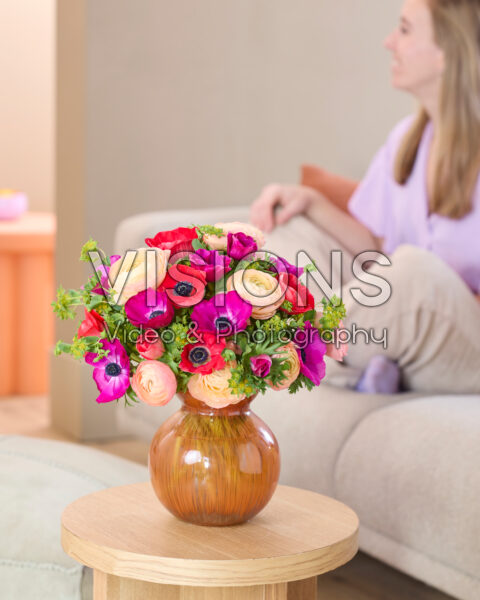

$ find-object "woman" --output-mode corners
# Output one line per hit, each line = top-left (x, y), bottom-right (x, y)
(250, 0), (480, 394)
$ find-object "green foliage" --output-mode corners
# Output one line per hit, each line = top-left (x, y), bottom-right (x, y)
(80, 238), (99, 262)
(318, 295), (346, 330)
(194, 224), (225, 239)
(51, 286), (83, 320)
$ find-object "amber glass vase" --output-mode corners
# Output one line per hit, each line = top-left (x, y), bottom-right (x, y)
(149, 390), (280, 526)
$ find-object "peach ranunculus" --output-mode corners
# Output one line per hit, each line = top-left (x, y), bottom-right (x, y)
(267, 343), (301, 390)
(187, 363), (246, 408)
(131, 360), (177, 406)
(203, 222), (265, 251)
(109, 247), (170, 305)
(226, 269), (286, 320)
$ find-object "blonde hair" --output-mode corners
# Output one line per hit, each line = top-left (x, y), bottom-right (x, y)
(394, 0), (480, 218)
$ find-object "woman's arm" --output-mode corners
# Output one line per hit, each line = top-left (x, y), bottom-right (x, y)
(250, 184), (382, 256)
(306, 190), (384, 256)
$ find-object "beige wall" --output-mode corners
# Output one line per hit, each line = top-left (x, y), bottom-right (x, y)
(82, 0), (412, 250)
(0, 0), (55, 213)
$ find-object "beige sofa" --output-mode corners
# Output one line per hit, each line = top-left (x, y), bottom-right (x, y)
(114, 206), (480, 600)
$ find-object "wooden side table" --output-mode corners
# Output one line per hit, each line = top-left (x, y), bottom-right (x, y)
(62, 482), (359, 599)
(0, 212), (56, 395)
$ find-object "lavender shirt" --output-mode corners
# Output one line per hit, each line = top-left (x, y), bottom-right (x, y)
(348, 115), (480, 293)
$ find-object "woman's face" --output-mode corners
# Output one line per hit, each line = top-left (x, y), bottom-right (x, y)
(384, 0), (445, 98)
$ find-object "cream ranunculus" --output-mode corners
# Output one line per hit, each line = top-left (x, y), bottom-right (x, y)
(227, 269), (286, 320)
(131, 360), (177, 406)
(109, 247), (170, 305)
(187, 362), (246, 408)
(268, 343), (301, 390)
(203, 222), (265, 251)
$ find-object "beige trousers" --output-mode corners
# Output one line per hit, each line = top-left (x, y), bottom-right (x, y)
(265, 215), (480, 394)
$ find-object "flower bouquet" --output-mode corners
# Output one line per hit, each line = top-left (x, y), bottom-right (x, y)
(53, 221), (346, 526)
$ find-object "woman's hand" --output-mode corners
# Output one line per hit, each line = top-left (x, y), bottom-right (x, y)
(250, 184), (320, 233)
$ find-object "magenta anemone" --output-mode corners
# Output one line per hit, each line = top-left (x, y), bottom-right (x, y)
(190, 290), (252, 336)
(125, 288), (174, 328)
(85, 339), (130, 403)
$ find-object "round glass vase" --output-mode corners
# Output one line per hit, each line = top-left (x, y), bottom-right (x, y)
(149, 390), (280, 526)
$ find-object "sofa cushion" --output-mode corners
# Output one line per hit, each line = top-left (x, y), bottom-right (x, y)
(333, 395), (480, 598)
(0, 435), (147, 600)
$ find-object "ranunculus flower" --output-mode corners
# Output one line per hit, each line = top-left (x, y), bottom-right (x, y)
(136, 330), (165, 359)
(325, 320), (348, 362)
(145, 226), (198, 254)
(189, 249), (232, 282)
(187, 362), (246, 408)
(179, 332), (226, 375)
(190, 291), (252, 336)
(267, 343), (301, 390)
(279, 272), (315, 314)
(77, 308), (105, 338)
(109, 248), (170, 305)
(203, 222), (265, 251)
(85, 339), (130, 403)
(125, 288), (174, 328)
(294, 321), (327, 385)
(227, 269), (286, 320)
(250, 355), (272, 378)
(227, 232), (257, 260)
(131, 360), (177, 406)
(160, 263), (207, 307)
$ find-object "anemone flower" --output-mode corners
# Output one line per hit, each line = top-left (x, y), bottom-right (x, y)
(294, 321), (327, 385)
(77, 308), (105, 338)
(85, 339), (130, 403)
(179, 332), (226, 374)
(189, 249), (232, 282)
(190, 291), (252, 336)
(161, 264), (206, 307)
(125, 288), (174, 328)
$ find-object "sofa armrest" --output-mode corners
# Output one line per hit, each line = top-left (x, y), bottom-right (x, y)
(114, 206), (250, 254)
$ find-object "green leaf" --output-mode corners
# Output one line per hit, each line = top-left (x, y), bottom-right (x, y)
(192, 238), (207, 251)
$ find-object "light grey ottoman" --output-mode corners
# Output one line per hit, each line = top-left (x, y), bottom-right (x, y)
(0, 435), (148, 600)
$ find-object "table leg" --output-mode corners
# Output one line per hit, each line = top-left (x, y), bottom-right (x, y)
(287, 577), (317, 599)
(94, 571), (290, 599)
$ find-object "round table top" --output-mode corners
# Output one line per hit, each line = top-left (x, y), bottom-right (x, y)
(61, 482), (359, 587)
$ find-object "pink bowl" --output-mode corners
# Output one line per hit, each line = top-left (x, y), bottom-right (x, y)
(0, 190), (28, 220)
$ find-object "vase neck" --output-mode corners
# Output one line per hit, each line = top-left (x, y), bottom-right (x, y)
(178, 391), (256, 416)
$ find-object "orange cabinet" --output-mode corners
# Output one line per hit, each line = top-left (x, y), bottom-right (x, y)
(0, 212), (56, 395)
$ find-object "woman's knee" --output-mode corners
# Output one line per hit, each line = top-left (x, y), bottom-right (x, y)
(387, 244), (449, 284)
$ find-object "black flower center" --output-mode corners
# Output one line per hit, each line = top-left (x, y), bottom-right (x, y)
(189, 347), (210, 365)
(105, 363), (121, 377)
(174, 281), (194, 297)
(150, 310), (164, 319)
(215, 316), (232, 333)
